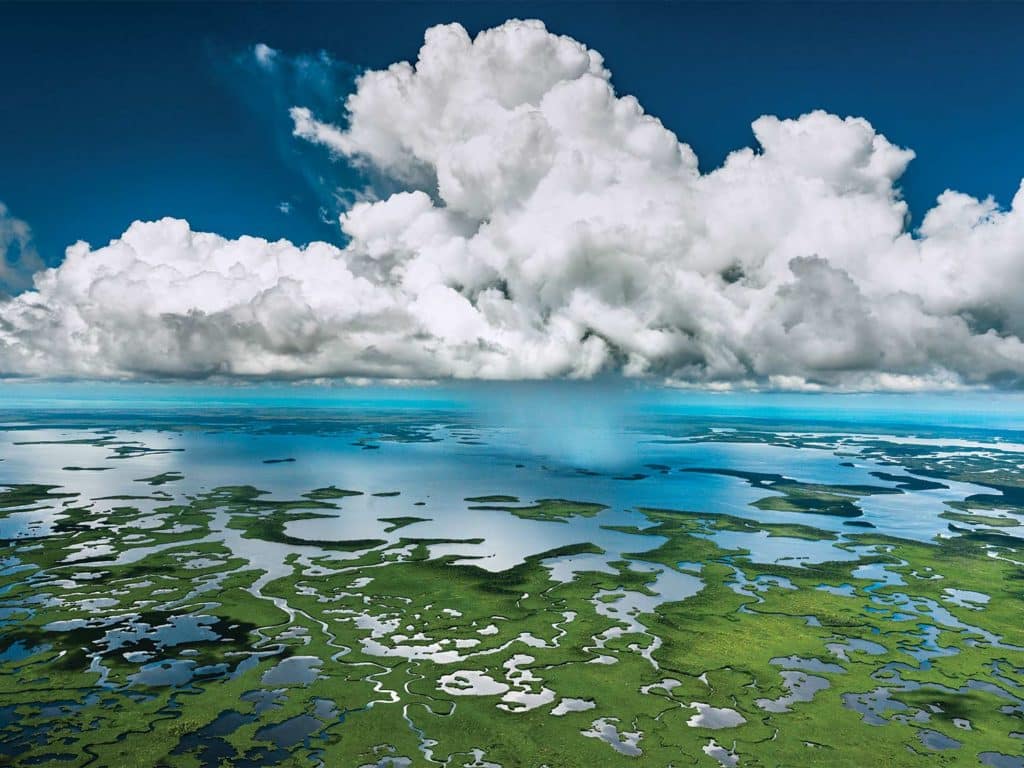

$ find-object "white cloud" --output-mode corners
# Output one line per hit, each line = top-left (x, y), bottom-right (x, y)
(2, 19), (1024, 389)
(253, 42), (278, 69)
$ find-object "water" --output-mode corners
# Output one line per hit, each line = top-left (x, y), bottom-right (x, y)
(2, 384), (1023, 767)
(2, 386), (1021, 561)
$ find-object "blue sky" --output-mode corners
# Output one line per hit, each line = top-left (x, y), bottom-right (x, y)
(3, 1), (1023, 263)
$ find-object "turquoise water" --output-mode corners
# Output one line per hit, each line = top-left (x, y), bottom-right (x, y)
(3, 382), (1024, 428)
(1, 384), (1022, 566)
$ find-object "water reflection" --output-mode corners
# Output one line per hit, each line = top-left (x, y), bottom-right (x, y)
(2, 404), (1019, 566)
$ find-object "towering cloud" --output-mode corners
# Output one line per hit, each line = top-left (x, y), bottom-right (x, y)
(2, 19), (1023, 388)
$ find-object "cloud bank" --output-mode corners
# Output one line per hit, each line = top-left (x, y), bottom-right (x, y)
(2, 19), (1024, 389)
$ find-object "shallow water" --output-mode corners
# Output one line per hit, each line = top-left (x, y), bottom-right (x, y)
(1, 397), (1018, 562)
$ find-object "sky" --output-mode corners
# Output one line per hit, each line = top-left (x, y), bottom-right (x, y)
(3, 1), (1023, 261)
(1, 2), (1024, 389)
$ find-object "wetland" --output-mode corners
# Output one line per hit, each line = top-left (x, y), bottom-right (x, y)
(1, 389), (1023, 766)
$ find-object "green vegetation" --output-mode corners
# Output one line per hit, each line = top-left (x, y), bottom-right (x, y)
(467, 497), (607, 523)
(135, 471), (185, 486)
(378, 516), (430, 532)
(2, 439), (1023, 767)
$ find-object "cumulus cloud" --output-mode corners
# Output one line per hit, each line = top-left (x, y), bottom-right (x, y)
(2, 19), (1024, 388)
